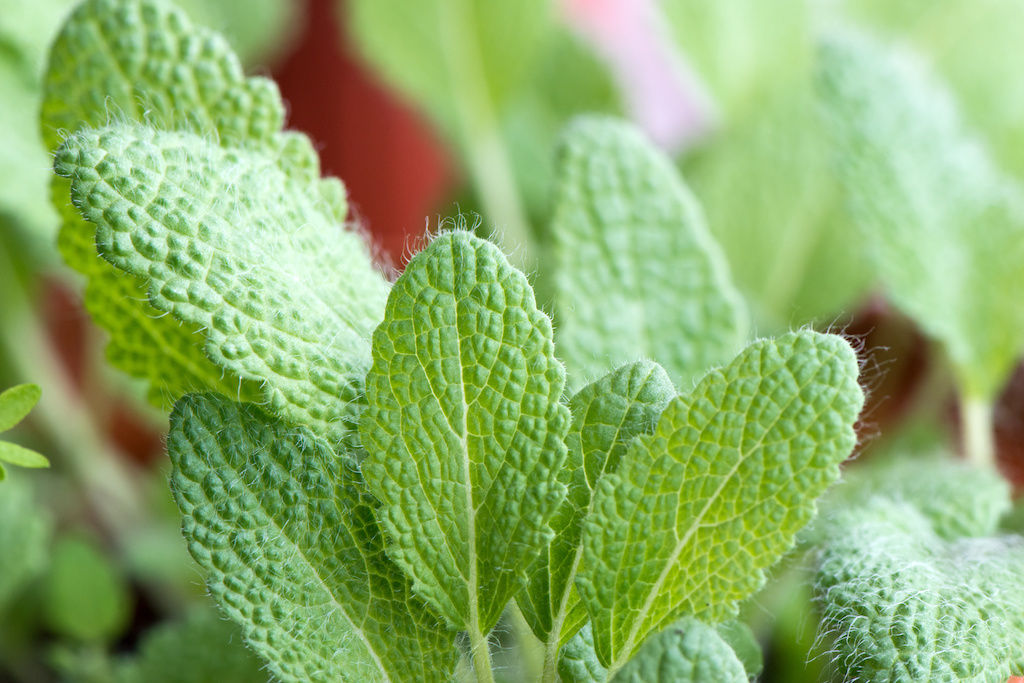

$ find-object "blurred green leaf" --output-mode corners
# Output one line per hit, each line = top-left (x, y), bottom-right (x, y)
(346, 0), (552, 137)
(819, 30), (1024, 401)
(836, 0), (1024, 182)
(115, 606), (268, 683)
(0, 474), (51, 610)
(550, 116), (747, 390)
(43, 536), (132, 643)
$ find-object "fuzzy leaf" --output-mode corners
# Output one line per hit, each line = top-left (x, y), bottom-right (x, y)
(361, 231), (570, 633)
(520, 361), (674, 644)
(550, 116), (746, 390)
(559, 623), (608, 683)
(816, 497), (1024, 681)
(346, 0), (550, 137)
(0, 384), (41, 433)
(818, 454), (1011, 542)
(169, 394), (457, 683)
(43, 0), (388, 427)
(577, 330), (863, 668)
(612, 618), (747, 683)
(55, 121), (387, 444)
(819, 31), (1024, 400)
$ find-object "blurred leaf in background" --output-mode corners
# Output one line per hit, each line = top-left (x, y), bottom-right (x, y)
(0, 474), (51, 610)
(42, 535), (132, 643)
(835, 0), (1024, 183)
(665, 0), (871, 329)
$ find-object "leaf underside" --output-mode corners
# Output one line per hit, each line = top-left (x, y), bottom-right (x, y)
(169, 394), (457, 683)
(44, 0), (389, 437)
(818, 30), (1024, 399)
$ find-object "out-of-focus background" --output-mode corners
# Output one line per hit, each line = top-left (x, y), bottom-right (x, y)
(2, 0), (1024, 681)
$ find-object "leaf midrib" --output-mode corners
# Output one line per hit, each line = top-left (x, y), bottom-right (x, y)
(611, 354), (820, 669)
(202, 429), (391, 682)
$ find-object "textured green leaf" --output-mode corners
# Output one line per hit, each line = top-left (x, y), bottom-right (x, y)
(346, 0), (550, 137)
(577, 330), (863, 669)
(43, 535), (132, 642)
(44, 0), (388, 428)
(0, 384), (41, 433)
(115, 606), (267, 683)
(819, 30), (1024, 400)
(612, 618), (746, 683)
(55, 121), (387, 443)
(559, 623), (608, 683)
(361, 230), (570, 634)
(550, 116), (746, 390)
(0, 474), (51, 609)
(520, 361), (674, 645)
(816, 497), (1024, 681)
(169, 394), (457, 683)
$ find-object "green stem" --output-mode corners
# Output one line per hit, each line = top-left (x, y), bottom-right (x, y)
(961, 396), (995, 467)
(0, 247), (144, 541)
(469, 627), (495, 683)
(541, 634), (560, 683)
(439, 1), (532, 266)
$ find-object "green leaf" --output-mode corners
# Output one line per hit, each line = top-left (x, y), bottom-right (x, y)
(346, 0), (550, 138)
(816, 497), (1024, 681)
(576, 330), (863, 669)
(173, 0), (296, 67)
(361, 230), (570, 634)
(818, 30), (1024, 401)
(550, 116), (746, 390)
(115, 606), (267, 683)
(558, 623), (608, 683)
(520, 361), (675, 645)
(835, 0), (1024, 184)
(44, 0), (388, 429)
(684, 85), (869, 329)
(169, 393), (457, 683)
(43, 535), (132, 643)
(0, 474), (51, 609)
(611, 618), (747, 683)
(714, 619), (763, 679)
(0, 384), (40, 432)
(0, 443), (50, 469)
(55, 120), (387, 444)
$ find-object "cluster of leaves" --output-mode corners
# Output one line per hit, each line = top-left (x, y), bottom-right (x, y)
(2, 0), (1021, 680)
(35, 0), (875, 681)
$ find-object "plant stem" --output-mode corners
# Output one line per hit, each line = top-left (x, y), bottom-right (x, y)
(541, 635), (560, 683)
(961, 396), (995, 467)
(0, 245), (144, 541)
(468, 627), (495, 683)
(439, 1), (533, 266)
